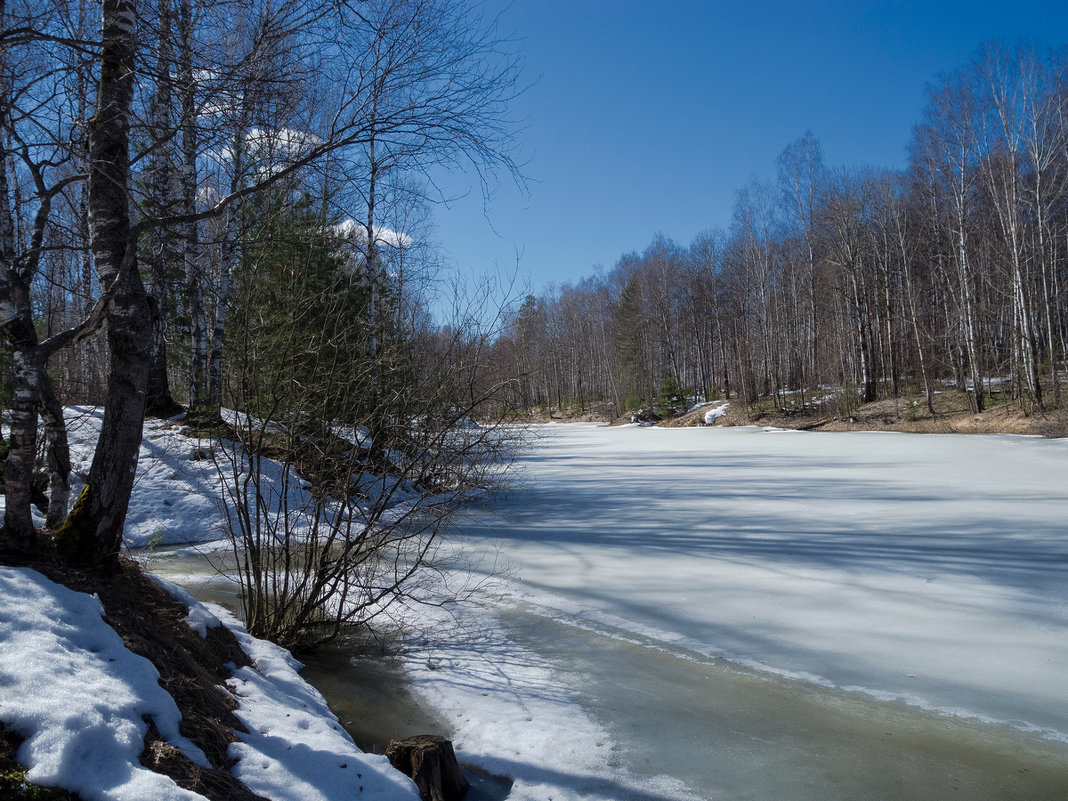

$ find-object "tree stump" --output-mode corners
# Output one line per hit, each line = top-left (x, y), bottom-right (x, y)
(386, 735), (470, 801)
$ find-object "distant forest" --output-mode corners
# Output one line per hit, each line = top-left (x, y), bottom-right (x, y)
(485, 42), (1068, 418)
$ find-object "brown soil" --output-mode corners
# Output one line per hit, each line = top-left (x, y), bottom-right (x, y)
(521, 402), (617, 424)
(0, 540), (267, 801)
(751, 395), (1062, 437)
(659, 393), (1068, 437)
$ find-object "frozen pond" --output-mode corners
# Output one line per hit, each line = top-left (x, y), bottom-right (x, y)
(151, 422), (1068, 800)
(396, 423), (1068, 800)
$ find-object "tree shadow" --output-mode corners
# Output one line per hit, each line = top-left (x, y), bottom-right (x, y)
(465, 439), (1068, 599)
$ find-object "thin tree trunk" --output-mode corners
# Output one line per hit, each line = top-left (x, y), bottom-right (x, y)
(178, 0), (207, 418)
(208, 114), (249, 413)
(955, 211), (984, 411)
(0, 90), (39, 547)
(144, 0), (179, 416)
(3, 349), (39, 546)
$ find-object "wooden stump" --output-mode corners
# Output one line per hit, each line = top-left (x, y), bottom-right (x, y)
(386, 735), (470, 801)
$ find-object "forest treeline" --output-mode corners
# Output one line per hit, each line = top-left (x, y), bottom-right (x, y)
(487, 42), (1068, 420)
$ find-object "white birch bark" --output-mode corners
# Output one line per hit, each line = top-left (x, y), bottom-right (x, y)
(61, 0), (153, 561)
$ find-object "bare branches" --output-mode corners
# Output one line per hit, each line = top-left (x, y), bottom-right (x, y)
(1, 0), (525, 565)
(39, 293), (109, 355)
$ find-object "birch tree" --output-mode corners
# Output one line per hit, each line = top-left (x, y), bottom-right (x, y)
(913, 71), (987, 412)
(976, 42), (1043, 409)
(54, 0), (154, 560)
(0, 0), (99, 548)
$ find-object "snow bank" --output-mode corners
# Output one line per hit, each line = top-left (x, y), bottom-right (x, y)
(703, 401), (729, 424)
(208, 605), (421, 801)
(65, 407), (230, 547)
(0, 564), (421, 801)
(0, 567), (209, 801)
(66, 406), (344, 548)
(148, 574), (223, 638)
(64, 406), (422, 550)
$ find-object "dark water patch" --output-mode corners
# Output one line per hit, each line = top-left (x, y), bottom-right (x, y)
(301, 641), (513, 800)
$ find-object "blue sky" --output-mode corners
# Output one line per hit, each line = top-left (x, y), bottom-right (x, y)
(428, 0), (1068, 297)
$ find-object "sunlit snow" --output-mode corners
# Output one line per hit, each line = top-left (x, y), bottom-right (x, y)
(0, 568), (209, 801)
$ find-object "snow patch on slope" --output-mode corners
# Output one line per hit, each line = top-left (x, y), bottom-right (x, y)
(0, 567), (209, 801)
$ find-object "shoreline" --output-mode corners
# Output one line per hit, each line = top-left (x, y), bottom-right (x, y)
(519, 392), (1068, 438)
(299, 643), (515, 800)
(143, 555), (516, 798)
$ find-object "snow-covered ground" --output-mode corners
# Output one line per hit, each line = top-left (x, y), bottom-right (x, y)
(5, 410), (1068, 800)
(0, 568), (211, 801)
(0, 407), (425, 801)
(64, 406), (241, 547)
(0, 567), (419, 801)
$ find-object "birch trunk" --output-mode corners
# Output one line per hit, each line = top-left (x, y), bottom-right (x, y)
(207, 111), (248, 412)
(952, 149), (985, 412)
(57, 0), (152, 562)
(3, 348), (39, 547)
(178, 0), (207, 418)
(0, 86), (39, 547)
(40, 375), (71, 530)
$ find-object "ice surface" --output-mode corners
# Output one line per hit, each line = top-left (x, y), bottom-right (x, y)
(449, 424), (1068, 735)
(399, 601), (706, 801)
(395, 423), (1068, 799)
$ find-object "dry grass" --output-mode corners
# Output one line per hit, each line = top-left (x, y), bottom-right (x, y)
(524, 401), (617, 424)
(683, 392), (1068, 437)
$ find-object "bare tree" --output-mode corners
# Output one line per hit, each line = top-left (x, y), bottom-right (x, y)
(214, 211), (521, 650)
(976, 42), (1043, 410)
(777, 131), (824, 400)
(53, 0), (154, 561)
(913, 70), (987, 411)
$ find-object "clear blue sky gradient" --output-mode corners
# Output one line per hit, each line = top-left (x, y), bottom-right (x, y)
(428, 0), (1068, 297)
